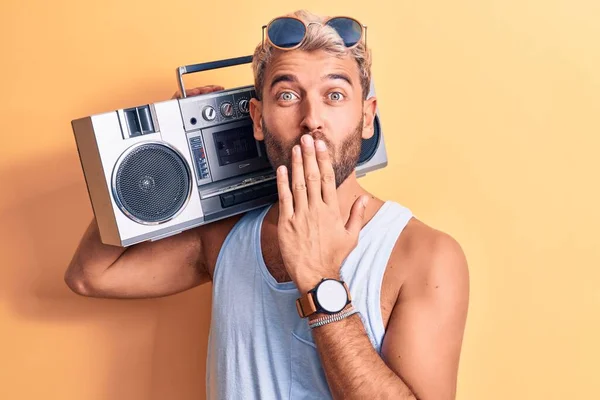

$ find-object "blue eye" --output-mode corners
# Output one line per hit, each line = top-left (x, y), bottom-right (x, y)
(329, 92), (345, 101)
(279, 92), (298, 101)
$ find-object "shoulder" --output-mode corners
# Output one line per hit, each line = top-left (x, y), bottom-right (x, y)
(196, 212), (246, 279)
(389, 216), (470, 303)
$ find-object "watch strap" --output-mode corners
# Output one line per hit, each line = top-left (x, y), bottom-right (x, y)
(295, 292), (318, 318)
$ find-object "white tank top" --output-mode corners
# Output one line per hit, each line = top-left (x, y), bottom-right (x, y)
(206, 200), (414, 399)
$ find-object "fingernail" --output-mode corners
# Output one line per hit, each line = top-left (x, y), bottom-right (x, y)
(294, 145), (301, 154)
(278, 165), (287, 174)
(362, 196), (369, 207)
(302, 135), (313, 145)
(315, 140), (326, 151)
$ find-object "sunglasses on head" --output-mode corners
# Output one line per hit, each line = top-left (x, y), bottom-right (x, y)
(262, 16), (367, 51)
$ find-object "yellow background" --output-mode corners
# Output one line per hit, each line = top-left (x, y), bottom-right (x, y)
(1, 0), (599, 399)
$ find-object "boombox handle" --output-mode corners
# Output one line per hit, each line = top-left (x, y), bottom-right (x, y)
(176, 55), (254, 99)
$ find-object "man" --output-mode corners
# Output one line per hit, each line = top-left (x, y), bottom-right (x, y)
(65, 10), (469, 400)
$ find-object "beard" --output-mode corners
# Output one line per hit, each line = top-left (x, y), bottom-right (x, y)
(261, 115), (364, 189)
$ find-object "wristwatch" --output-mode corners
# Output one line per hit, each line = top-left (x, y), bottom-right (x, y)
(296, 278), (352, 318)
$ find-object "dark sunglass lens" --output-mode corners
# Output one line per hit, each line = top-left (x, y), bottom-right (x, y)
(268, 18), (306, 48)
(327, 17), (362, 47)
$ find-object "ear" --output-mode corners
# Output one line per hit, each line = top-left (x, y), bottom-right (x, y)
(249, 97), (264, 141)
(361, 96), (377, 140)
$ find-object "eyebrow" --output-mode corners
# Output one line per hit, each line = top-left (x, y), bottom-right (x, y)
(322, 73), (353, 86)
(270, 74), (297, 90)
(269, 73), (354, 91)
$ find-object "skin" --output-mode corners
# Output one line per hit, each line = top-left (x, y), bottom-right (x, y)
(248, 49), (470, 399)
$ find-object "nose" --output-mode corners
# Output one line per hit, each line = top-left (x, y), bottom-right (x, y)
(299, 95), (324, 134)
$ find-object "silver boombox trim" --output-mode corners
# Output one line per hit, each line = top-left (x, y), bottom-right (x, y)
(72, 55), (388, 247)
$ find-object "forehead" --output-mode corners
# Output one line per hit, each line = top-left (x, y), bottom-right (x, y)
(264, 49), (360, 86)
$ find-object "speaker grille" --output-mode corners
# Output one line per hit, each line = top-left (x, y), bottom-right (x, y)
(358, 115), (380, 165)
(113, 142), (191, 224)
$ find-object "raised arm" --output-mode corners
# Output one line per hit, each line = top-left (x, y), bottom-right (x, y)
(65, 85), (235, 299)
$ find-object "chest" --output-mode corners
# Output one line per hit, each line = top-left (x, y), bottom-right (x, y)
(260, 229), (404, 331)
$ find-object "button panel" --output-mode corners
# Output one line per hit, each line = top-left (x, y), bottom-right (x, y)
(188, 134), (211, 185)
(201, 173), (276, 199)
(179, 85), (256, 132)
(219, 179), (278, 208)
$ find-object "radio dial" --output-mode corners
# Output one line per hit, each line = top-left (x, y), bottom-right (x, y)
(202, 106), (216, 121)
(238, 99), (249, 114)
(221, 102), (234, 117)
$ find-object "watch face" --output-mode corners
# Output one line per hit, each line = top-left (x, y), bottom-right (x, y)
(315, 280), (347, 313)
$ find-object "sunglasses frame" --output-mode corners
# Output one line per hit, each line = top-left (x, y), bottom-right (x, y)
(261, 16), (367, 51)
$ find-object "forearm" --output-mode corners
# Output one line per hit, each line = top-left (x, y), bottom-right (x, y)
(311, 310), (416, 400)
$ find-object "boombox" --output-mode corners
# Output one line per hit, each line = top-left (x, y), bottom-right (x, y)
(72, 56), (388, 247)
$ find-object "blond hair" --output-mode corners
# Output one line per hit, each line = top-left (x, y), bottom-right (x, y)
(252, 10), (372, 101)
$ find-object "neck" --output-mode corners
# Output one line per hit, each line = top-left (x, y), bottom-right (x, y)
(332, 174), (373, 223)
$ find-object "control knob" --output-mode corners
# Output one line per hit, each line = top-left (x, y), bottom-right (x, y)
(221, 102), (234, 117)
(238, 99), (249, 114)
(202, 106), (216, 121)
